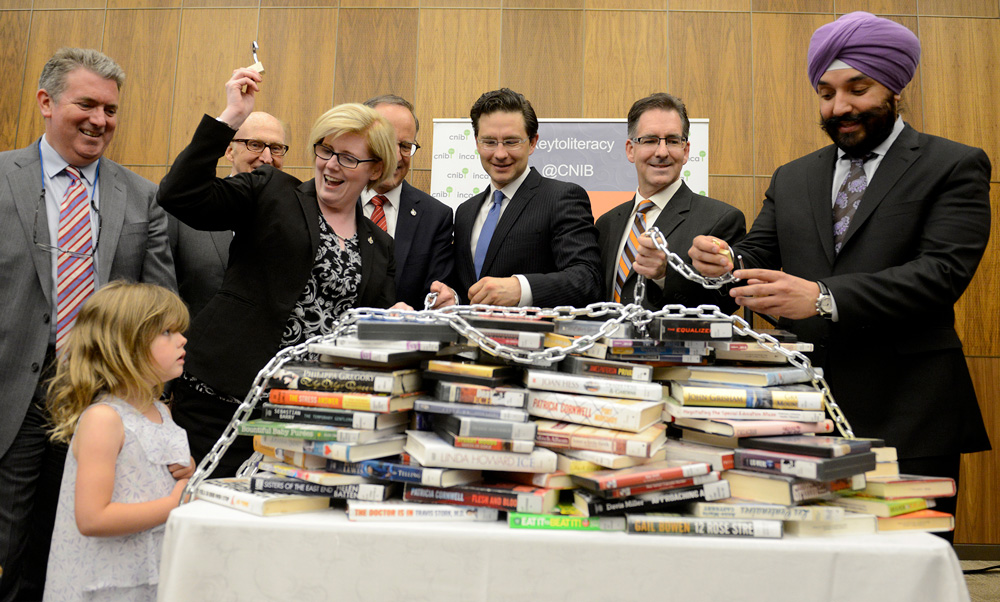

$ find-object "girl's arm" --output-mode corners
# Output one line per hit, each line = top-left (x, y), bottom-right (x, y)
(74, 405), (187, 537)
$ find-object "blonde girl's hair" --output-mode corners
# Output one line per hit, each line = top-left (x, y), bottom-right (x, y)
(308, 103), (397, 190)
(46, 281), (189, 443)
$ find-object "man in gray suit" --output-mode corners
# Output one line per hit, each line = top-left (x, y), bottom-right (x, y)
(168, 111), (288, 318)
(0, 48), (175, 600)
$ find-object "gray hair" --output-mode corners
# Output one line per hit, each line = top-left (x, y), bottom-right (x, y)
(363, 94), (419, 133)
(38, 48), (125, 102)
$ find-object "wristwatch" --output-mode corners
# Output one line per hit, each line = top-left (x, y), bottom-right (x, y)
(815, 281), (834, 318)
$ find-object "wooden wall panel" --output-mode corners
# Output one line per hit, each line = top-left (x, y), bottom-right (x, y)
(14, 10), (106, 150)
(752, 12), (832, 176)
(884, 15), (922, 132)
(108, 0), (182, 7)
(956, 357), (1000, 544)
(834, 0), (916, 14)
(412, 8), (501, 172)
(920, 16), (1000, 181)
(587, 0), (670, 9)
(181, 0), (257, 7)
(334, 9), (418, 108)
(581, 10), (671, 120)
(258, 7), (339, 168)
(672, 0), (750, 10)
(955, 185), (1000, 357)
(919, 0), (999, 18)
(168, 8), (258, 164)
(35, 0), (104, 8)
(0, 0), (30, 9)
(408, 168), (432, 194)
(504, 0), (582, 8)
(0, 11), (30, 151)
(419, 0), (500, 7)
(342, 0), (418, 7)
(501, 9), (585, 120)
(102, 9), (181, 166)
(752, 0), (832, 12)
(669, 11), (752, 176)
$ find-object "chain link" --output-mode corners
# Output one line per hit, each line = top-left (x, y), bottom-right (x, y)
(180, 235), (856, 504)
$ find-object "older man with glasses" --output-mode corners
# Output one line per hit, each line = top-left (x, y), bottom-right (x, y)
(168, 111), (289, 319)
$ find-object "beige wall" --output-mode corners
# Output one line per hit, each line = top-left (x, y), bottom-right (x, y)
(1, 0), (997, 543)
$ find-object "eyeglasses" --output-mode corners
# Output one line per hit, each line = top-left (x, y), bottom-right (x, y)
(631, 136), (688, 149)
(477, 138), (527, 151)
(33, 189), (102, 258)
(313, 144), (380, 169)
(232, 139), (290, 157)
(399, 141), (421, 157)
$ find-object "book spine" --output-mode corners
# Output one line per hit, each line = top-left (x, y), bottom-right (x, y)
(347, 502), (498, 522)
(728, 419), (835, 437)
(250, 477), (389, 501)
(335, 338), (441, 351)
(664, 400), (826, 422)
(734, 449), (824, 480)
(270, 365), (411, 394)
(655, 318), (733, 340)
(410, 441), (556, 473)
(535, 425), (661, 458)
(559, 356), (653, 382)
(435, 381), (526, 408)
(426, 361), (504, 378)
(526, 371), (662, 401)
(414, 399), (529, 421)
(324, 459), (371, 476)
(585, 461), (712, 490)
(196, 483), (267, 515)
(579, 480), (731, 516)
(358, 460), (449, 486)
(526, 391), (655, 432)
(444, 415), (536, 440)
(238, 422), (365, 442)
(403, 484), (522, 511)
(672, 385), (823, 410)
(508, 513), (625, 531)
(477, 329), (544, 349)
(268, 389), (392, 412)
(437, 428), (535, 453)
(627, 515), (782, 538)
(262, 404), (364, 428)
(601, 472), (720, 499)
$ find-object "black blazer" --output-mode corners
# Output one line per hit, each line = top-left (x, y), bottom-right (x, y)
(736, 123), (992, 458)
(359, 180), (454, 309)
(158, 115), (395, 398)
(596, 181), (745, 312)
(451, 167), (602, 307)
(167, 216), (231, 319)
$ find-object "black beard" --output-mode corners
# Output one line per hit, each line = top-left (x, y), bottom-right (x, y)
(821, 96), (897, 158)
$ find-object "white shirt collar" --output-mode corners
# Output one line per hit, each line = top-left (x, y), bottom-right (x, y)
(361, 182), (402, 208)
(40, 135), (99, 186)
(492, 166), (532, 201)
(635, 177), (683, 212)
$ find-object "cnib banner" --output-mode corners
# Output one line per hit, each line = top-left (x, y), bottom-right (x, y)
(430, 118), (709, 219)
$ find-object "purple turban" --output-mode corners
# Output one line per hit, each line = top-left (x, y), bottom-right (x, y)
(807, 11), (920, 94)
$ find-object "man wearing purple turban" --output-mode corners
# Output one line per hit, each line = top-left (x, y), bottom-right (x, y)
(690, 12), (991, 530)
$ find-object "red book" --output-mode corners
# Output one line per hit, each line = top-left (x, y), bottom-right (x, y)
(570, 460), (712, 491)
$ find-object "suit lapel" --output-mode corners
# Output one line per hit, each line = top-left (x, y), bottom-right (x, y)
(456, 188), (487, 283)
(211, 230), (231, 267)
(393, 182), (418, 267)
(808, 146), (838, 265)
(839, 125), (919, 254)
(297, 179), (322, 260)
(354, 210), (374, 302)
(481, 168), (538, 275)
(96, 161), (125, 285)
(624, 183), (692, 291)
(10, 146), (53, 303)
(601, 199), (633, 293)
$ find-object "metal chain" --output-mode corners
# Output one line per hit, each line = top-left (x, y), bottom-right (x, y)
(180, 238), (856, 503)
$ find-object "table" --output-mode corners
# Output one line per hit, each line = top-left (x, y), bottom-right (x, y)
(158, 500), (970, 602)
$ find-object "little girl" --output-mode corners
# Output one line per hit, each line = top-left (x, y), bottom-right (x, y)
(43, 282), (195, 602)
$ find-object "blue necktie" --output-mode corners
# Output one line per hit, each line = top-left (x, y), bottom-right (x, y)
(473, 189), (504, 279)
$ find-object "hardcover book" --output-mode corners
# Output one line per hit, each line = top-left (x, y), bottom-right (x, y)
(733, 448), (877, 482)
(626, 514), (782, 538)
(572, 479), (731, 517)
(402, 481), (559, 514)
(508, 512), (626, 531)
(669, 381), (824, 411)
(525, 370), (663, 401)
(426, 360), (518, 379)
(533, 420), (667, 458)
(413, 398), (529, 422)
(237, 419), (405, 443)
(358, 459), (481, 487)
(552, 318), (634, 339)
(268, 388), (416, 413)
(571, 459), (712, 492)
(663, 397), (826, 423)
(526, 390), (664, 432)
(663, 439), (735, 471)
(655, 365), (820, 386)
(261, 403), (410, 430)
(559, 447), (668, 470)
(310, 341), (436, 367)
(432, 423), (535, 453)
(740, 435), (879, 458)
(558, 355), (653, 382)
(354, 319), (460, 342)
(652, 316), (734, 341)
(435, 381), (528, 408)
(259, 434), (406, 463)
(404, 430), (558, 473)
(196, 478), (330, 516)
(431, 413), (537, 440)
(464, 315), (555, 333)
(685, 500), (846, 522)
(346, 500), (499, 522)
(267, 362), (423, 395)
(593, 471), (721, 500)
(672, 417), (834, 438)
(722, 469), (856, 506)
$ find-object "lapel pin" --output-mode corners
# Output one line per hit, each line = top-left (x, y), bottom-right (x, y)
(368, 236), (374, 244)
(410, 208), (417, 216)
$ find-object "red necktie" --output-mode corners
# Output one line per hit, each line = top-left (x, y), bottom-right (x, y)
(370, 195), (388, 231)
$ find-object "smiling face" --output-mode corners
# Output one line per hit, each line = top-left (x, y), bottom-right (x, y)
(817, 68), (900, 157)
(37, 67), (119, 166)
(373, 103), (417, 193)
(225, 113), (287, 174)
(149, 328), (186, 383)
(475, 111), (538, 189)
(313, 132), (383, 211)
(625, 108), (690, 199)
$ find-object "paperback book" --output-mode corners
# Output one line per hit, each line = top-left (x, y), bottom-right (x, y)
(572, 479), (731, 517)
(435, 381), (528, 408)
(402, 481), (559, 514)
(533, 420), (667, 458)
(237, 419), (405, 444)
(248, 473), (395, 501)
(259, 434), (406, 463)
(655, 365), (819, 386)
(571, 459), (712, 492)
(669, 381), (824, 411)
(508, 512), (626, 531)
(626, 514), (783, 538)
(267, 362), (422, 395)
(558, 355), (653, 382)
(672, 417), (834, 438)
(525, 370), (663, 401)
(526, 390), (664, 432)
(358, 459), (481, 487)
(740, 435), (879, 458)
(663, 397), (826, 423)
(346, 500), (499, 522)
(196, 477), (330, 516)
(268, 388), (416, 413)
(685, 500), (846, 522)
(413, 398), (529, 422)
(261, 403), (410, 430)
(733, 448), (877, 481)
(404, 430), (558, 473)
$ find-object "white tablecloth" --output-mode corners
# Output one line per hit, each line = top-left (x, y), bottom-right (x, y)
(158, 500), (970, 602)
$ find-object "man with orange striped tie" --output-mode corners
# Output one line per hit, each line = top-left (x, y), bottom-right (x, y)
(596, 93), (744, 311)
(0, 48), (175, 601)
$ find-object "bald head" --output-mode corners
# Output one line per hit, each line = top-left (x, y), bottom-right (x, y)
(225, 111), (288, 175)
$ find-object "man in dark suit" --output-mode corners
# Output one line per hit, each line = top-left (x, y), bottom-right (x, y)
(446, 88), (602, 307)
(168, 110), (288, 318)
(360, 95), (454, 309)
(0, 48), (175, 600)
(690, 12), (991, 524)
(596, 93), (744, 311)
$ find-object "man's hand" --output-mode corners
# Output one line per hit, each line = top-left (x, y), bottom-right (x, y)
(689, 235), (734, 277)
(632, 234), (668, 280)
(428, 281), (458, 309)
(730, 269), (821, 320)
(468, 276), (521, 306)
(217, 67), (262, 130)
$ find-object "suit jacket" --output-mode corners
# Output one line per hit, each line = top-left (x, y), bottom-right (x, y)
(158, 115), (396, 398)
(596, 182), (745, 312)
(167, 216), (231, 319)
(451, 167), (602, 307)
(736, 123), (991, 458)
(360, 181), (454, 309)
(0, 141), (176, 458)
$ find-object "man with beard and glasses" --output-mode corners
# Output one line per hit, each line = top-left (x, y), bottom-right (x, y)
(689, 11), (991, 533)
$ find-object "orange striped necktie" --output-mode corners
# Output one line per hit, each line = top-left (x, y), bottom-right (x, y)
(55, 165), (96, 352)
(613, 199), (655, 303)
(370, 194), (388, 231)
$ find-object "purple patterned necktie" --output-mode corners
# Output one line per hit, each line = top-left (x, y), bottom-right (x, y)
(832, 153), (875, 254)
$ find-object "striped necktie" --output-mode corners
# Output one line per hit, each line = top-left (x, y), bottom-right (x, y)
(55, 165), (96, 352)
(613, 199), (655, 303)
(370, 194), (388, 232)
